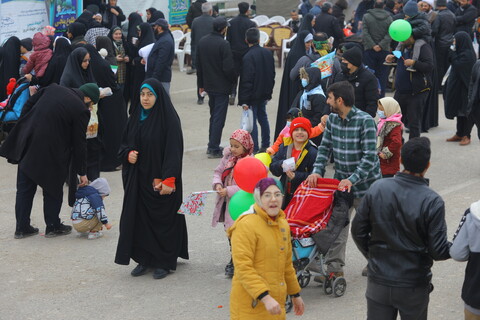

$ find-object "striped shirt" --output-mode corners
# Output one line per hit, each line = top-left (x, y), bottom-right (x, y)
(313, 106), (381, 198)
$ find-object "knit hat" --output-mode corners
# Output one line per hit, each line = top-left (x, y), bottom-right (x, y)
(289, 117), (312, 138)
(436, 0), (447, 7)
(89, 177), (111, 196)
(20, 38), (33, 51)
(403, 0), (419, 17)
(79, 83), (100, 104)
(342, 46), (363, 67)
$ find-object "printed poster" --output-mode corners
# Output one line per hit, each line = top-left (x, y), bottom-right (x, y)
(0, 0), (49, 43)
(169, 0), (188, 25)
(50, 0), (82, 37)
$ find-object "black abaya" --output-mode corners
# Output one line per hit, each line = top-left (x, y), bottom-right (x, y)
(83, 44), (127, 172)
(0, 37), (21, 101)
(275, 31), (310, 137)
(115, 78), (188, 270)
(60, 47), (95, 88)
(421, 40), (439, 131)
(37, 37), (72, 86)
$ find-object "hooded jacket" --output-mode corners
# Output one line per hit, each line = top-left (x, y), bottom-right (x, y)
(362, 8), (393, 50)
(22, 32), (53, 78)
(450, 200), (480, 309)
(228, 203), (301, 319)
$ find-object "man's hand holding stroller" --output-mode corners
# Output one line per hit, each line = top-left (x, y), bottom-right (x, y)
(306, 173), (322, 187)
(338, 179), (353, 192)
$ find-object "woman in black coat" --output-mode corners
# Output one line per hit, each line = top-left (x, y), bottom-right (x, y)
(115, 78), (188, 280)
(444, 31), (477, 145)
(0, 36), (21, 101)
(35, 37), (72, 86)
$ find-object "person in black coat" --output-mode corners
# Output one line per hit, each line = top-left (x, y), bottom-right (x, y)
(146, 7), (165, 23)
(455, 0), (477, 38)
(103, 0), (125, 29)
(238, 28), (276, 153)
(334, 46), (379, 117)
(0, 83), (97, 238)
(189, 2), (214, 104)
(186, 0), (206, 28)
(313, 3), (344, 49)
(197, 17), (236, 158)
(270, 117), (318, 208)
(226, 2), (256, 105)
(0, 36), (21, 101)
(146, 19), (174, 94)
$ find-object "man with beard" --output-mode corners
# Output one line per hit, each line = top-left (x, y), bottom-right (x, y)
(147, 18), (174, 94)
(306, 81), (381, 278)
(0, 83), (98, 239)
(454, 0), (477, 38)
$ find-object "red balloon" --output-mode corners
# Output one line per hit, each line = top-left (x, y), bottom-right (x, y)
(233, 157), (268, 193)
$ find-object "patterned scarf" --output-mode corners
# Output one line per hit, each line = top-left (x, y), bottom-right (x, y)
(221, 129), (254, 183)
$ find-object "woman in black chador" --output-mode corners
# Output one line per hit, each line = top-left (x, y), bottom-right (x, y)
(115, 78), (188, 280)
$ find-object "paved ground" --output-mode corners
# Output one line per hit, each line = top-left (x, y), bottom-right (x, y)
(1, 64), (479, 320)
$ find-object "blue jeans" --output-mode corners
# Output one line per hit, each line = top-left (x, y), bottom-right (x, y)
(15, 168), (63, 232)
(250, 101), (270, 152)
(363, 49), (389, 98)
(207, 91), (229, 152)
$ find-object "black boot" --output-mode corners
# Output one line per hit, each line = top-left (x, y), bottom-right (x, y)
(225, 258), (234, 278)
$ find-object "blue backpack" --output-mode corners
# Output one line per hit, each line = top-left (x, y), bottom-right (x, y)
(0, 78), (30, 142)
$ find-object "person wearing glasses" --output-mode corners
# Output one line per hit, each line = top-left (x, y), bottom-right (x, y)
(228, 178), (305, 318)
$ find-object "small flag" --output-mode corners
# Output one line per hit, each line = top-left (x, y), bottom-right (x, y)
(310, 50), (336, 79)
(177, 191), (217, 216)
(392, 50), (402, 59)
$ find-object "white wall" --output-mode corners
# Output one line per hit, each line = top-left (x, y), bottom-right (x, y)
(118, 0), (169, 22)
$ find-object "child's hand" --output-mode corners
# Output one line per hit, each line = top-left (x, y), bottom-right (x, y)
(266, 147), (275, 155)
(128, 150), (138, 164)
(378, 152), (387, 159)
(321, 114), (328, 126)
(217, 185), (227, 197)
(105, 223), (113, 230)
(286, 171), (295, 180)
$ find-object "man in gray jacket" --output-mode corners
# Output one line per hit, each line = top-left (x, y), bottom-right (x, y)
(362, 0), (393, 97)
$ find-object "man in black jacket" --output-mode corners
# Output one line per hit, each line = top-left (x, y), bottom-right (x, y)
(226, 2), (256, 105)
(455, 0), (477, 38)
(186, 0), (206, 28)
(147, 19), (174, 94)
(238, 28), (275, 153)
(197, 17), (236, 158)
(352, 137), (451, 320)
(313, 3), (344, 48)
(432, 0), (456, 89)
(386, 35), (434, 139)
(334, 46), (379, 117)
(189, 2), (214, 104)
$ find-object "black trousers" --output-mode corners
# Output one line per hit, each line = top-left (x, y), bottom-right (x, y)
(366, 279), (430, 320)
(395, 91), (428, 140)
(435, 45), (450, 89)
(206, 91), (229, 152)
(15, 168), (63, 232)
(456, 116), (474, 138)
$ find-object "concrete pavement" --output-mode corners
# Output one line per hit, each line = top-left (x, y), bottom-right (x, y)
(0, 64), (478, 319)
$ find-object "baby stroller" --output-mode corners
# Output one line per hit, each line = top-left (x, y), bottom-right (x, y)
(285, 178), (353, 309)
(0, 77), (30, 143)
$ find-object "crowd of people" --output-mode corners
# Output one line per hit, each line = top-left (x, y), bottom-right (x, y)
(1, 0), (480, 318)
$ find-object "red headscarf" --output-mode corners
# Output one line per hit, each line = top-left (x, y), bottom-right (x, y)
(221, 129), (254, 182)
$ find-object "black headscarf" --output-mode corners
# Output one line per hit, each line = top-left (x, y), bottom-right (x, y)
(96, 35), (117, 65)
(149, 10), (165, 23)
(83, 44), (117, 89)
(0, 36), (21, 101)
(60, 47), (95, 88)
(115, 78), (187, 268)
(68, 22), (87, 39)
(137, 22), (155, 49)
(38, 37), (72, 86)
(298, 13), (315, 34)
(127, 12), (143, 43)
(76, 10), (95, 30)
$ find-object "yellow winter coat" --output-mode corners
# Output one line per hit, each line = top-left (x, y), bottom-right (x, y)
(228, 203), (301, 320)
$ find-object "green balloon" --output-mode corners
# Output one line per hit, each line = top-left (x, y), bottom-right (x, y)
(229, 190), (255, 221)
(388, 19), (412, 42)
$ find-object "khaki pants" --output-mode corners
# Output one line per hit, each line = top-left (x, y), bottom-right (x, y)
(72, 217), (103, 233)
(466, 308), (480, 320)
(326, 197), (362, 273)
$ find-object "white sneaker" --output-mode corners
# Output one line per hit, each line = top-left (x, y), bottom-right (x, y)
(87, 231), (103, 240)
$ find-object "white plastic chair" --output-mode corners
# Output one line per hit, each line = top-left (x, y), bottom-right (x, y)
(281, 33), (297, 68)
(283, 18), (292, 26)
(172, 30), (186, 71)
(259, 31), (269, 47)
(179, 32), (191, 71)
(252, 15), (269, 26)
(270, 15), (286, 24)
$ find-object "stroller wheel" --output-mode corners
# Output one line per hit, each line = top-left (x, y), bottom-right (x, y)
(323, 278), (333, 295)
(297, 270), (311, 288)
(333, 277), (347, 297)
(285, 295), (293, 313)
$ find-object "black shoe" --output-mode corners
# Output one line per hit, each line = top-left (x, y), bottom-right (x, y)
(225, 260), (234, 278)
(197, 98), (204, 105)
(186, 68), (196, 75)
(153, 268), (170, 279)
(229, 94), (236, 106)
(45, 223), (72, 238)
(131, 264), (149, 277)
(258, 147), (267, 153)
(208, 151), (223, 159)
(206, 147), (223, 156)
(14, 225), (39, 239)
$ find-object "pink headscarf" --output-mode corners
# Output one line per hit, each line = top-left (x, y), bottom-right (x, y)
(221, 129), (254, 182)
(377, 97), (403, 134)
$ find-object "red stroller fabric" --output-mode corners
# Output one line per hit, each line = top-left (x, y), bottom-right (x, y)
(285, 178), (340, 238)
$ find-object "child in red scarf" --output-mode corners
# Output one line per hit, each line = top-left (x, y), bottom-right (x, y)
(211, 129), (253, 277)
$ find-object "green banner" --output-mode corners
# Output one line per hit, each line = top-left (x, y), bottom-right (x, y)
(169, 0), (188, 25)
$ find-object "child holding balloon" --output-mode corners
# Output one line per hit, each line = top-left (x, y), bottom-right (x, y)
(270, 117), (318, 208)
(211, 129), (254, 277)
